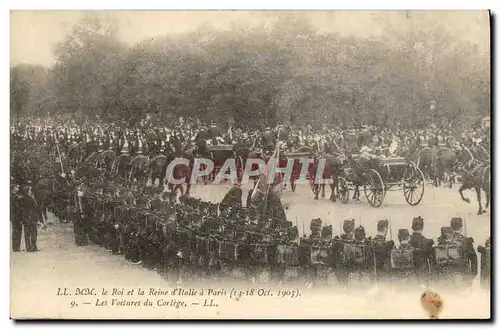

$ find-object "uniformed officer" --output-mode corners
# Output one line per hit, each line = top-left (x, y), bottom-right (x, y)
(11, 184), (23, 252)
(397, 228), (411, 247)
(354, 225), (367, 242)
(19, 184), (40, 252)
(409, 216), (434, 285)
(477, 237), (490, 290)
(437, 226), (453, 245)
(450, 217), (478, 285)
(339, 219), (355, 240)
(372, 219), (394, 282)
(74, 183), (90, 246)
(333, 219), (356, 286)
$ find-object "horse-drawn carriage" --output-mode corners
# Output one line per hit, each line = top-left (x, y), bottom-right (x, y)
(337, 155), (425, 207)
(207, 145), (244, 183)
(281, 151), (315, 192)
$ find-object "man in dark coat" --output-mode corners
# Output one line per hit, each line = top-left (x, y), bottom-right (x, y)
(19, 184), (40, 252)
(11, 184), (23, 252)
(74, 184), (90, 246)
(478, 237), (490, 290)
(409, 216), (433, 284)
(372, 219), (394, 282)
(450, 217), (478, 285)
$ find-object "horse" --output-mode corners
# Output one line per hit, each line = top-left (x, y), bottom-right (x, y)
(129, 154), (150, 186)
(97, 149), (116, 175)
(458, 161), (490, 215)
(166, 150), (194, 197)
(414, 146), (456, 188)
(311, 153), (346, 202)
(414, 147), (435, 183)
(434, 147), (457, 188)
(149, 154), (172, 188)
(113, 153), (132, 182)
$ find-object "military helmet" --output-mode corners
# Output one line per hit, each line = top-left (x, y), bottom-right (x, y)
(450, 217), (463, 231)
(321, 225), (333, 239)
(354, 226), (366, 240)
(412, 216), (424, 231)
(398, 228), (410, 241)
(310, 218), (322, 232)
(287, 226), (299, 241)
(441, 226), (453, 236)
(343, 219), (355, 233)
(377, 219), (389, 232)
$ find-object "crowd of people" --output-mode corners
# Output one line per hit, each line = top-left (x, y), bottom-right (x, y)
(10, 115), (491, 288)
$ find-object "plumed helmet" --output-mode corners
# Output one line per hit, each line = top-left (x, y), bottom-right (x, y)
(450, 217), (463, 231)
(398, 228), (410, 241)
(343, 219), (355, 233)
(310, 218), (322, 232)
(354, 226), (366, 240)
(377, 219), (389, 232)
(441, 226), (453, 236)
(412, 216), (424, 231)
(287, 226), (299, 241)
(321, 225), (333, 239)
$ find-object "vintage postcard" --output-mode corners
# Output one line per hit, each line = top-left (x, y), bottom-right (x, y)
(10, 10), (491, 319)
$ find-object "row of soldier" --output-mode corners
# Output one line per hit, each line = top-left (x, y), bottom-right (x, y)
(62, 183), (490, 288)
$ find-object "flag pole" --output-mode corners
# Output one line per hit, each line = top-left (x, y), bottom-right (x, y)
(55, 138), (65, 175)
(260, 129), (281, 220)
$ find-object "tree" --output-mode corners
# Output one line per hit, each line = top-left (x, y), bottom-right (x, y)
(49, 13), (126, 119)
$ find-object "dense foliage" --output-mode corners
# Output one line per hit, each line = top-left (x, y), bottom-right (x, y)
(10, 13), (490, 129)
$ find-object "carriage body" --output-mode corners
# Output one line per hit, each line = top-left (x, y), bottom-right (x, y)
(281, 152), (315, 191)
(338, 155), (425, 208)
(207, 145), (244, 182)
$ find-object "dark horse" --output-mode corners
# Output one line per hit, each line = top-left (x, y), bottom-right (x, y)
(311, 153), (346, 202)
(415, 146), (456, 188)
(149, 154), (172, 188)
(458, 161), (490, 215)
(434, 147), (457, 188)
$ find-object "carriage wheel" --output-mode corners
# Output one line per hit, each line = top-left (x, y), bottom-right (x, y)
(363, 169), (385, 208)
(403, 165), (425, 206)
(337, 177), (349, 204)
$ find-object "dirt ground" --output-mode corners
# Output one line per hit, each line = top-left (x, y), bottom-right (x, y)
(10, 182), (490, 319)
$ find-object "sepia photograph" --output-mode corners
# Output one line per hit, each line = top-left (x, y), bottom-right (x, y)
(9, 10), (491, 319)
